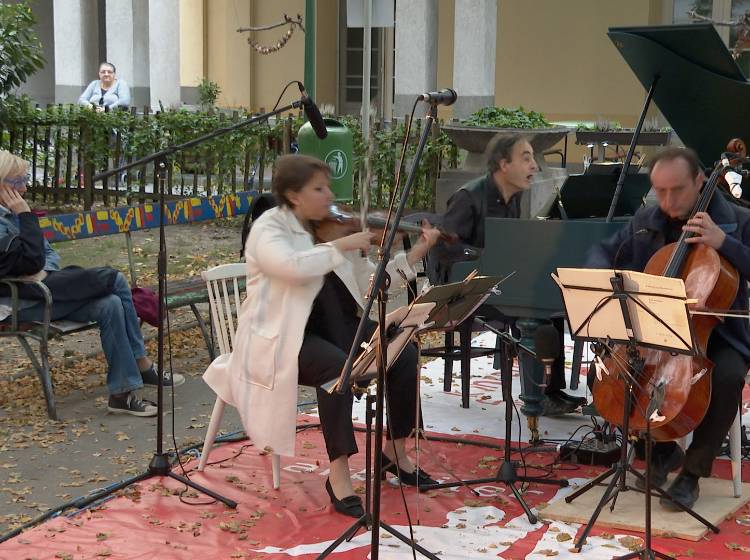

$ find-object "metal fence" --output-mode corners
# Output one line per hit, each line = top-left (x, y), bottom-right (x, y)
(1, 104), (457, 211)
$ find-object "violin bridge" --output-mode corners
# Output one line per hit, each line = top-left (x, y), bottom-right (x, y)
(690, 368), (708, 385)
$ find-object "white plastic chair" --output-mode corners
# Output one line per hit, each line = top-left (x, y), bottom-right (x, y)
(678, 380), (746, 498)
(197, 263), (281, 489)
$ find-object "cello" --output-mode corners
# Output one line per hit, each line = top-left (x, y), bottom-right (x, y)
(592, 139), (746, 440)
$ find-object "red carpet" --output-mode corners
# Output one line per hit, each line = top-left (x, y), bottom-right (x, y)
(1, 415), (748, 559)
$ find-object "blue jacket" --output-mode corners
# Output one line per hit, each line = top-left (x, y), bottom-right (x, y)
(78, 79), (131, 109)
(0, 207), (61, 319)
(587, 193), (750, 362)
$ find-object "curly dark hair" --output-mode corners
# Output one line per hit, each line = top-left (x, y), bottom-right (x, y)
(485, 132), (528, 174)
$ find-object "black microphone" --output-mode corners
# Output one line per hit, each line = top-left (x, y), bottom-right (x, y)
(417, 88), (458, 106)
(534, 324), (560, 388)
(298, 83), (328, 139)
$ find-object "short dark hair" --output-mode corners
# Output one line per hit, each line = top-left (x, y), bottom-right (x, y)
(648, 146), (703, 178)
(99, 62), (116, 73)
(272, 154), (331, 207)
(486, 132), (528, 174)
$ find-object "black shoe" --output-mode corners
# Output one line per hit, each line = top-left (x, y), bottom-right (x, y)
(551, 390), (588, 407)
(140, 365), (185, 387)
(107, 392), (158, 417)
(381, 456), (437, 490)
(325, 478), (364, 518)
(659, 472), (699, 511)
(635, 445), (684, 490)
(541, 394), (579, 417)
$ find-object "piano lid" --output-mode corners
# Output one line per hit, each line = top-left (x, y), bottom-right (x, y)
(609, 24), (750, 200)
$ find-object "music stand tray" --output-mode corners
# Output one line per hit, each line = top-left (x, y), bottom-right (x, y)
(553, 267), (718, 557)
(414, 271), (510, 329)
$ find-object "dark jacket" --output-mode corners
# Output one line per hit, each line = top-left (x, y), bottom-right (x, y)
(586, 193), (750, 362)
(0, 212), (46, 278)
(0, 211), (118, 303)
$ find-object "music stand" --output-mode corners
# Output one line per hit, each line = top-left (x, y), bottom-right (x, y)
(553, 267), (719, 557)
(318, 274), (504, 558)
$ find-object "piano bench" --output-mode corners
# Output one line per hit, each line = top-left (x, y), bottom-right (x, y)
(421, 318), (507, 408)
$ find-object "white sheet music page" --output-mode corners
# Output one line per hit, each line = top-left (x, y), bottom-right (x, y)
(554, 268), (691, 351)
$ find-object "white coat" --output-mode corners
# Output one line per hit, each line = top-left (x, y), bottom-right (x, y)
(202, 206), (417, 457)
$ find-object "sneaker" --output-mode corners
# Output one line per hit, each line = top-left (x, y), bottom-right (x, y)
(140, 365), (185, 387)
(107, 392), (158, 417)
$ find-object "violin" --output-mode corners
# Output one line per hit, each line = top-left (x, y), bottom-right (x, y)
(312, 204), (458, 245)
(592, 139), (746, 441)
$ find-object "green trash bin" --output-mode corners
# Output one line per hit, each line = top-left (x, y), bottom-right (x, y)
(297, 118), (353, 201)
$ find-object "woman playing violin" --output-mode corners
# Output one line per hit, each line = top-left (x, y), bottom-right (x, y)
(203, 154), (441, 518)
(587, 146), (750, 511)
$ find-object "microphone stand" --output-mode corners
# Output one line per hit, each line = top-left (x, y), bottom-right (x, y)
(83, 100), (307, 510)
(318, 103), (442, 560)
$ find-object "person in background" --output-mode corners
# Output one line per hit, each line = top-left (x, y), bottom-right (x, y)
(78, 62), (130, 112)
(430, 133), (586, 416)
(0, 150), (182, 417)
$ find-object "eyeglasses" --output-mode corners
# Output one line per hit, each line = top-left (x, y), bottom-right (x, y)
(3, 174), (29, 190)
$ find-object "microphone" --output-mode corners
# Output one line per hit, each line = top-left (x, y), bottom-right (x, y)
(724, 170), (744, 199)
(417, 88), (458, 106)
(298, 83), (328, 139)
(534, 324), (560, 388)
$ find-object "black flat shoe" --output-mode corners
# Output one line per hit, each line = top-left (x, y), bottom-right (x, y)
(325, 478), (364, 518)
(381, 456), (437, 490)
(551, 390), (588, 407)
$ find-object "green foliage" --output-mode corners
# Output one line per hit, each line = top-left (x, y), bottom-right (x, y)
(0, 1), (45, 96)
(1, 99), (455, 210)
(339, 116), (459, 210)
(461, 106), (551, 129)
(576, 121), (623, 132)
(197, 78), (221, 108)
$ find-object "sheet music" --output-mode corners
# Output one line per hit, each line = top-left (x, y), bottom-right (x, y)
(554, 268), (692, 352)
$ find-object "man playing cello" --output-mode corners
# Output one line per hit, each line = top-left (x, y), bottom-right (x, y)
(587, 146), (750, 510)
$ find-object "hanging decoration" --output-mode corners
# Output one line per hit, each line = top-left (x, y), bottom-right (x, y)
(688, 8), (750, 60)
(236, 13), (305, 55)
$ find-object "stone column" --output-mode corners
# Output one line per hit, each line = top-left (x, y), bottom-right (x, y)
(451, 0), (496, 119)
(53, 0), (99, 104)
(106, 0), (150, 108)
(393, 0), (437, 118)
(148, 0), (181, 109)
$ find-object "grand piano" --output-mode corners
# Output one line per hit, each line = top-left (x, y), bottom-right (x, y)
(450, 23), (750, 438)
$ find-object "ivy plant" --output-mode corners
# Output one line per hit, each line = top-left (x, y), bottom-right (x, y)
(0, 1), (45, 97)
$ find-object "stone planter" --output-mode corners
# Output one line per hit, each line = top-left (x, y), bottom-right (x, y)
(438, 124), (571, 217)
(442, 123), (571, 171)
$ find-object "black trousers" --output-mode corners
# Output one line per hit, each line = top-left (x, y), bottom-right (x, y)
(298, 329), (422, 462)
(653, 333), (747, 477)
(588, 333), (747, 478)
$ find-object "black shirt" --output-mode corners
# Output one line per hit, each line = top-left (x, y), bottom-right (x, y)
(306, 272), (364, 352)
(441, 174), (522, 249)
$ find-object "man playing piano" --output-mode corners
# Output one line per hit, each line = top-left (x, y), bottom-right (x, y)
(586, 146), (750, 510)
(430, 132), (586, 416)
